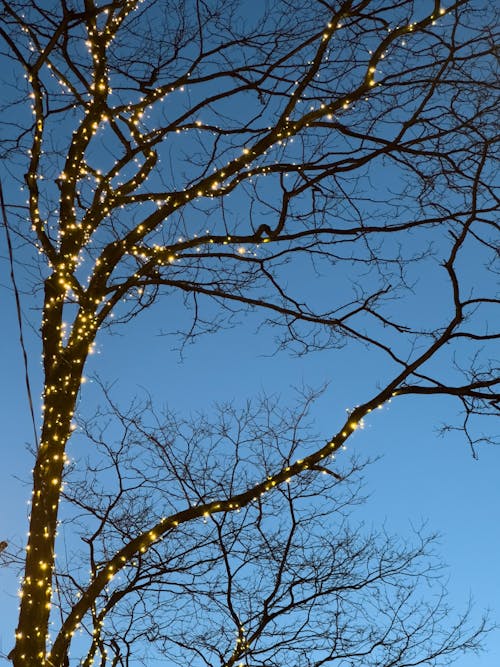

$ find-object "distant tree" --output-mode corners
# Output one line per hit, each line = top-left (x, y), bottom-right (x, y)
(0, 0), (497, 665)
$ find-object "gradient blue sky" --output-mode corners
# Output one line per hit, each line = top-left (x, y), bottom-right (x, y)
(1, 0), (499, 663)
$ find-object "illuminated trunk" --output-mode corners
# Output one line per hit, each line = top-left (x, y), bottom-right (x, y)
(12, 276), (90, 666)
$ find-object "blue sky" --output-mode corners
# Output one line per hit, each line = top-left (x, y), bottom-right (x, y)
(0, 0), (499, 664)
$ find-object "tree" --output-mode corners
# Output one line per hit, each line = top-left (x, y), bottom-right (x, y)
(0, 0), (497, 665)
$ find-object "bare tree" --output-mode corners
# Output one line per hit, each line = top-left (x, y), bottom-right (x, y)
(46, 388), (488, 667)
(0, 0), (497, 665)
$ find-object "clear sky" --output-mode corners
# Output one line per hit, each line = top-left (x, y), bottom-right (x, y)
(0, 1), (499, 665)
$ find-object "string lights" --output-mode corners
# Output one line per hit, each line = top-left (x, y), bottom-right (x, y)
(5, 0), (454, 663)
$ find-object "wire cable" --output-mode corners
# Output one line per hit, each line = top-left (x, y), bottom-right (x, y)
(0, 179), (39, 450)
